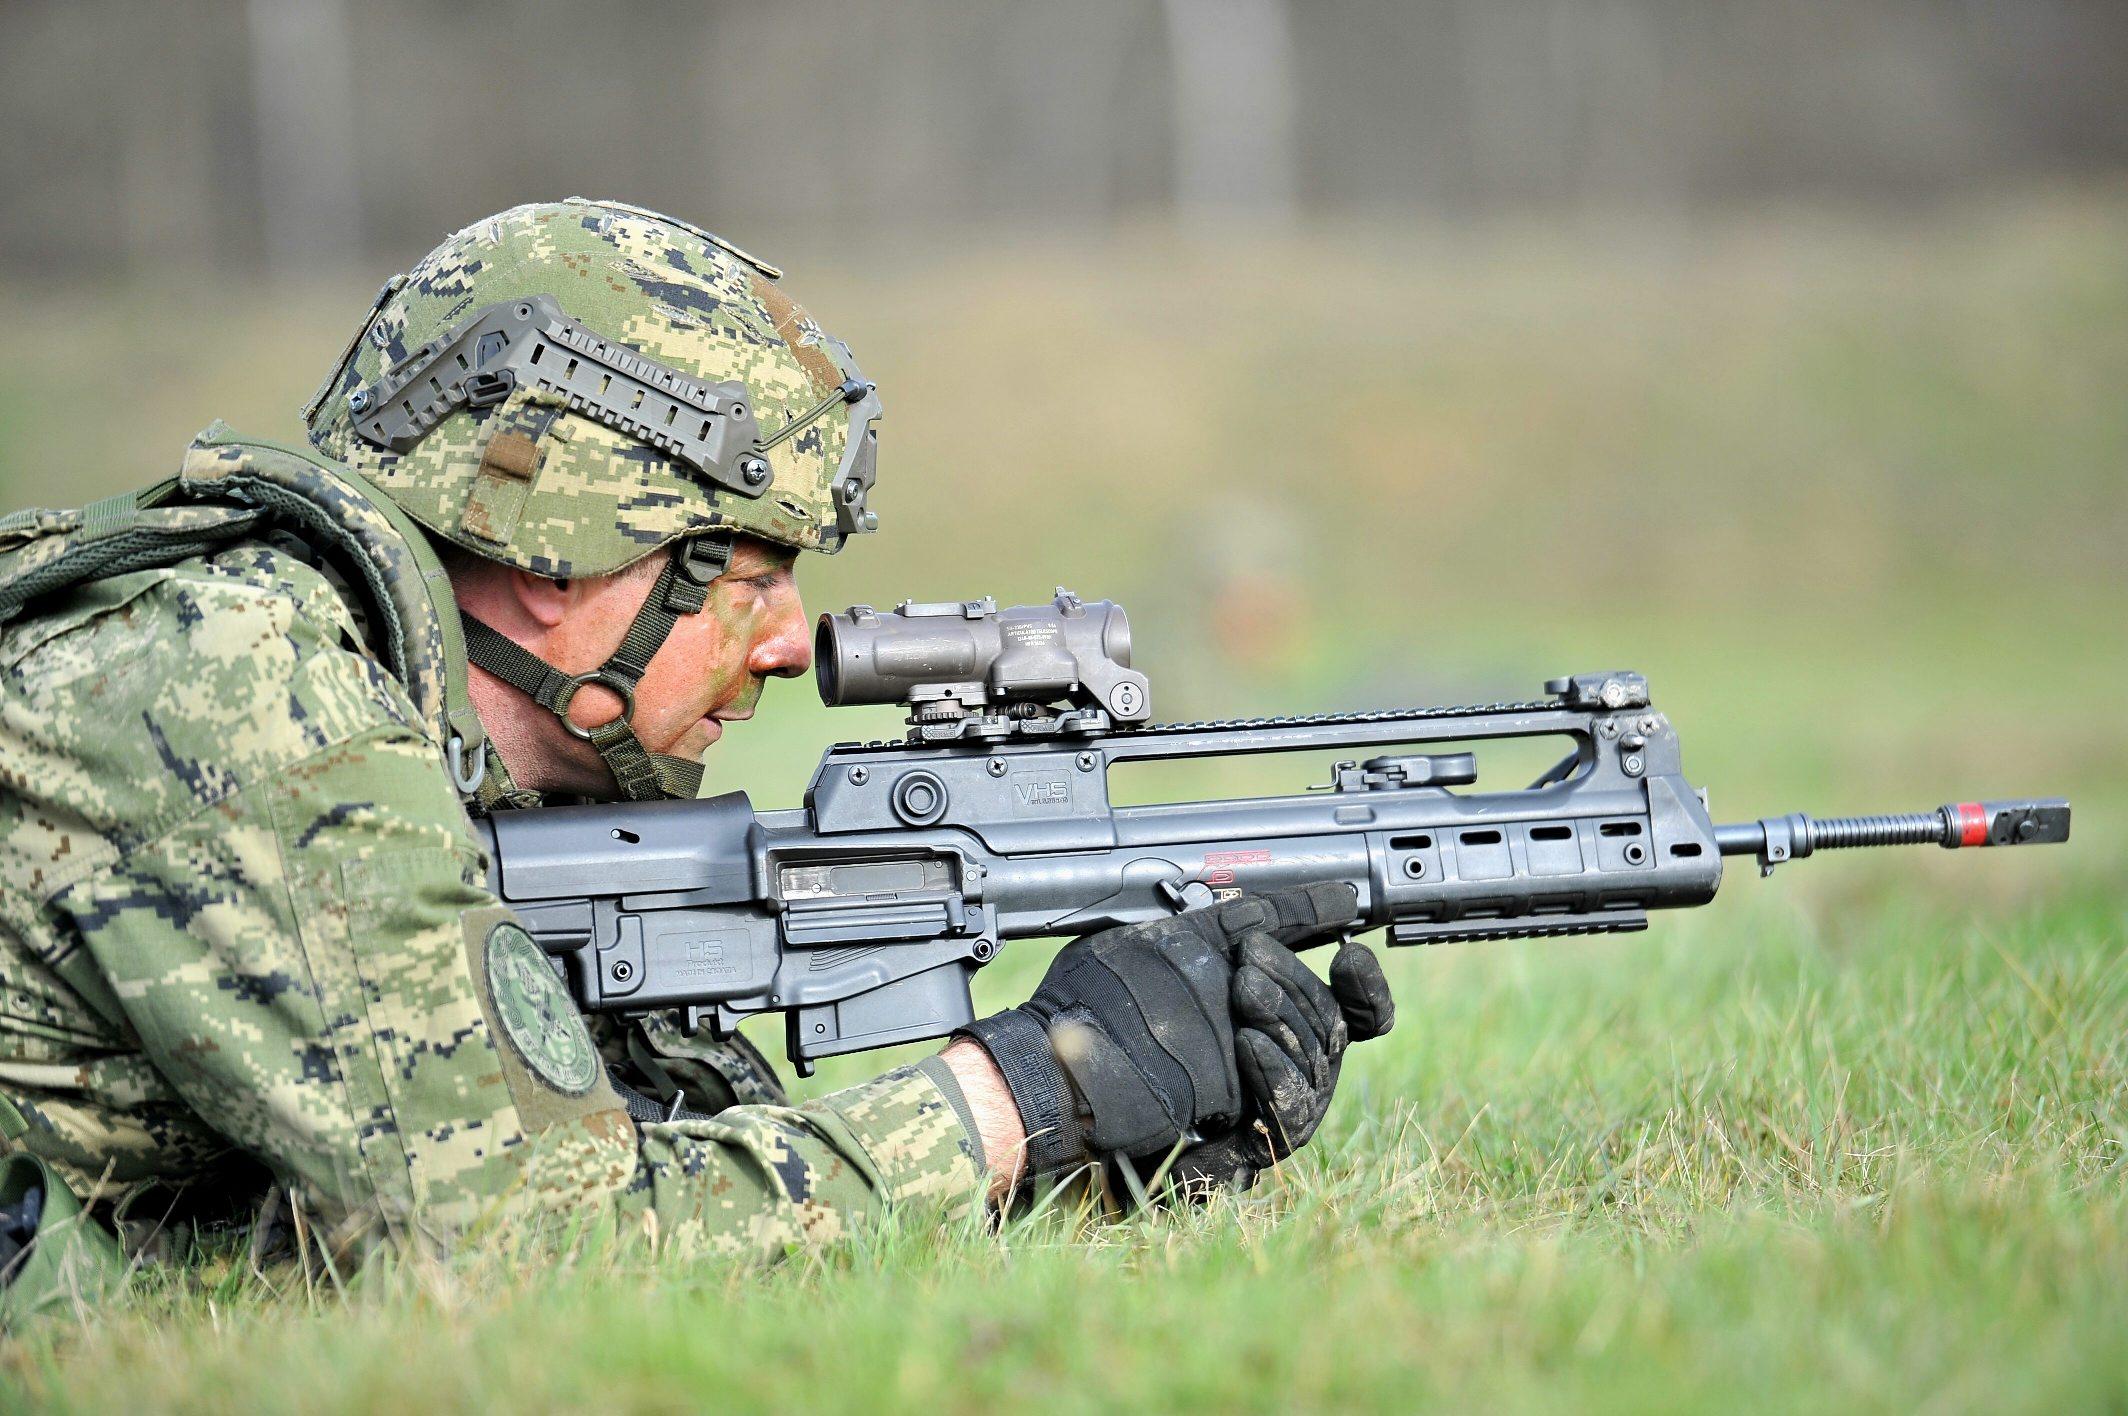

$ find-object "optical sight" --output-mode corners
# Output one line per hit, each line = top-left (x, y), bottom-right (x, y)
(816, 588), (1150, 742)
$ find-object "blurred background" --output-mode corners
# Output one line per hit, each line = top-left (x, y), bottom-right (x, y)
(2, 0), (2121, 912)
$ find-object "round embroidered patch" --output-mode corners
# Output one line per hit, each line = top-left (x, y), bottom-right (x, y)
(484, 921), (600, 1096)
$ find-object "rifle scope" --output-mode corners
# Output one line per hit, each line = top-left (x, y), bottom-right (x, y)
(815, 588), (1151, 730)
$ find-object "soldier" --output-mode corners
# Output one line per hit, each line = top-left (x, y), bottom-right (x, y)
(0, 200), (1392, 1291)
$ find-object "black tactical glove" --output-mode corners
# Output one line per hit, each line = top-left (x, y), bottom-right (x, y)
(959, 884), (1368, 1177)
(1160, 932), (1395, 1198)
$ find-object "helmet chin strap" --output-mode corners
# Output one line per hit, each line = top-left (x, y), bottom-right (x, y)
(459, 534), (734, 801)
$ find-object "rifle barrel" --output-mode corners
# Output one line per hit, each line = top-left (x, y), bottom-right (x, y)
(1715, 798), (2070, 873)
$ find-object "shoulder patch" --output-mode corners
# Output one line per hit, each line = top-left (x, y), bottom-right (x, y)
(484, 921), (599, 1096)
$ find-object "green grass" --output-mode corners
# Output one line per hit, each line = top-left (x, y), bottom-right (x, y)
(4, 891), (2123, 1412)
(2, 188), (2124, 1408)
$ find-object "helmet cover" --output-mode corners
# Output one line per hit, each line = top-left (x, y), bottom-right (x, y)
(304, 198), (880, 579)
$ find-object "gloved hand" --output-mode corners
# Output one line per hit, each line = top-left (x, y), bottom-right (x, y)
(1159, 932), (1395, 1198)
(959, 884), (1381, 1179)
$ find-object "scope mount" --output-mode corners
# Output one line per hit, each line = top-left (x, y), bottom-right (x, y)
(904, 683), (1125, 743)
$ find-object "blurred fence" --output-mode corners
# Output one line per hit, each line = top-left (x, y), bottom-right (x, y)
(0, 2), (2122, 860)
(3, 0), (2127, 278)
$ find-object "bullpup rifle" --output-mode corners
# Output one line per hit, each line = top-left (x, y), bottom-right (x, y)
(475, 590), (2070, 1075)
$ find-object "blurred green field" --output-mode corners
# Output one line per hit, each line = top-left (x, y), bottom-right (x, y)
(8, 890), (2127, 1413)
(1, 189), (2123, 1410)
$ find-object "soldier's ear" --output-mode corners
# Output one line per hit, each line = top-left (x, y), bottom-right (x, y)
(509, 567), (573, 628)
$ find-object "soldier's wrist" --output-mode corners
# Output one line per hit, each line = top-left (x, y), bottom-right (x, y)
(940, 1038), (1030, 1201)
(957, 1010), (1092, 1182)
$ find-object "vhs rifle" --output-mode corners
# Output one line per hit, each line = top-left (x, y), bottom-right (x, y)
(474, 590), (2070, 1075)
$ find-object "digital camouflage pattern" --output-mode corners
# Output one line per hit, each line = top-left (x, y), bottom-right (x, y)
(177, 426), (473, 761)
(305, 198), (876, 579)
(0, 530), (985, 1265)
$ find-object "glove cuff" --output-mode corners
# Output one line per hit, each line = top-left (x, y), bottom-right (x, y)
(958, 1010), (1085, 1174)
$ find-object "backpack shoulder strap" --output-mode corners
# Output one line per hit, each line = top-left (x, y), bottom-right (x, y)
(0, 480), (264, 628)
(179, 422), (488, 793)
(0, 424), (489, 796)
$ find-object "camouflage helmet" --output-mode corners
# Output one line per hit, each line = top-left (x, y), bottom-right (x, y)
(303, 197), (881, 580)
(301, 199), (883, 803)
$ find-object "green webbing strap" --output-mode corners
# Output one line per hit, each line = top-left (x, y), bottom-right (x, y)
(458, 540), (719, 801)
(654, 748), (704, 799)
(70, 476), (180, 545)
(576, 545), (719, 800)
(601, 552), (690, 688)
(378, 490), (491, 794)
(472, 741), (541, 813)
(0, 1095), (26, 1143)
(460, 614), (580, 712)
(75, 478), (166, 544)
(585, 720), (703, 801)
(671, 532), (732, 613)
(76, 492), (136, 543)
(0, 477), (257, 629)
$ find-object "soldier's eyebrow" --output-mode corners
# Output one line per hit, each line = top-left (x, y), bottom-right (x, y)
(720, 541), (798, 580)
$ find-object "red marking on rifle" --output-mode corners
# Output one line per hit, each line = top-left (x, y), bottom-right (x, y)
(1956, 802), (1988, 847)
(1202, 847), (1272, 886)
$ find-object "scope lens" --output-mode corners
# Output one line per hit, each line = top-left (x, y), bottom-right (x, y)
(1102, 604), (1133, 666)
(813, 615), (842, 705)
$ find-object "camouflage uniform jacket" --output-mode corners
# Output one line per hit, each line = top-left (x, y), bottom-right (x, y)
(0, 488), (985, 1265)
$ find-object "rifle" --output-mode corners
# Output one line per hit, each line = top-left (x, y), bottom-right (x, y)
(475, 590), (2070, 1076)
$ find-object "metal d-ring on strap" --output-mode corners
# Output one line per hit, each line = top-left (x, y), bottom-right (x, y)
(458, 533), (733, 801)
(550, 670), (638, 740)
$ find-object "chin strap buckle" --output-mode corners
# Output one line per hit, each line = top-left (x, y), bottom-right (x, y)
(664, 533), (733, 615)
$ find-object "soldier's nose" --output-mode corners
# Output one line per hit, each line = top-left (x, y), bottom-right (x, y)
(752, 591), (812, 679)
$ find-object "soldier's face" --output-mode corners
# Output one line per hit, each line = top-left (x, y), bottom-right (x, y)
(547, 534), (812, 779)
